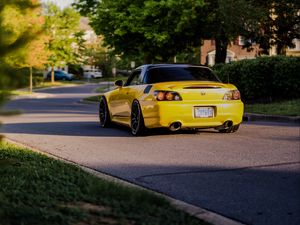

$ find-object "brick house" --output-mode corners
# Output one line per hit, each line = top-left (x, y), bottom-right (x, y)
(200, 36), (260, 66)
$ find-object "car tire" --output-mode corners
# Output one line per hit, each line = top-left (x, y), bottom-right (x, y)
(219, 124), (240, 133)
(131, 100), (146, 136)
(99, 97), (111, 127)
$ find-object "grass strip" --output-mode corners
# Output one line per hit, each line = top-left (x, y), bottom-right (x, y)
(94, 86), (112, 93)
(84, 95), (101, 102)
(9, 81), (84, 97)
(245, 99), (300, 116)
(0, 142), (209, 225)
(34, 81), (85, 89)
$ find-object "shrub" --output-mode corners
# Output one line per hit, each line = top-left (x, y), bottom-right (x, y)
(213, 56), (300, 102)
(32, 72), (44, 87)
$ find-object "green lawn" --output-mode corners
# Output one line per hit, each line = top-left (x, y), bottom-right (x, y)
(34, 80), (85, 89)
(0, 142), (209, 225)
(84, 95), (102, 102)
(94, 86), (112, 93)
(245, 99), (300, 116)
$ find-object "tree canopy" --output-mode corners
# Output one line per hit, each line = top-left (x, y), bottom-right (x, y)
(250, 0), (300, 55)
(199, 0), (263, 63)
(44, 3), (83, 67)
(44, 2), (85, 81)
(74, 0), (299, 64)
(74, 0), (205, 63)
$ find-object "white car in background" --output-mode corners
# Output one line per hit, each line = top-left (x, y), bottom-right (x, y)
(83, 70), (103, 79)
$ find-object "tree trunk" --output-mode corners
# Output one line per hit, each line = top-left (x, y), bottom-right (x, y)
(29, 66), (33, 93)
(144, 54), (153, 64)
(51, 66), (55, 83)
(215, 36), (228, 64)
(276, 43), (286, 55)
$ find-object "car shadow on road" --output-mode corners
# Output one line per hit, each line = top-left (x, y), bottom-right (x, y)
(1, 122), (131, 137)
(1, 121), (222, 137)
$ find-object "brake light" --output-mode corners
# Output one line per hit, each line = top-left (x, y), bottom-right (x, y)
(154, 91), (182, 101)
(223, 90), (241, 100)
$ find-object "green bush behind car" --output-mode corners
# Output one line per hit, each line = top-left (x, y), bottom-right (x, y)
(213, 56), (300, 102)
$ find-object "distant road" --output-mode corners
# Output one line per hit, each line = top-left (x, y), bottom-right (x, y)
(1, 83), (299, 225)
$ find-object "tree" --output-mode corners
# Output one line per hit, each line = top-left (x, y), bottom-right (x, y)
(3, 2), (50, 92)
(0, 0), (44, 140)
(197, 0), (263, 64)
(44, 3), (84, 82)
(250, 0), (300, 55)
(0, 0), (45, 93)
(74, 0), (265, 64)
(20, 35), (50, 92)
(74, 0), (205, 63)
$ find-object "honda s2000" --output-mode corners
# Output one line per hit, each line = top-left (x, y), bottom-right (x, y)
(99, 64), (244, 135)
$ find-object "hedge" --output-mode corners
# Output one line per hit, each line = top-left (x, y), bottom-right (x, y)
(213, 56), (300, 102)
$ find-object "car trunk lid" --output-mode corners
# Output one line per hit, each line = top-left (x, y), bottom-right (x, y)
(160, 81), (230, 101)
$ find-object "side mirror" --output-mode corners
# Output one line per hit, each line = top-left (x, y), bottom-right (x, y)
(114, 80), (123, 87)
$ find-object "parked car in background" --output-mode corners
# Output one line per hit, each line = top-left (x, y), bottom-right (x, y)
(46, 70), (74, 81)
(99, 64), (244, 136)
(83, 69), (102, 79)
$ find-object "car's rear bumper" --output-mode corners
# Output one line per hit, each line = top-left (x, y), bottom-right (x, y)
(141, 100), (244, 129)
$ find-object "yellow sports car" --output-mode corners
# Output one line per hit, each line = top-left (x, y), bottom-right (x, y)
(99, 64), (244, 135)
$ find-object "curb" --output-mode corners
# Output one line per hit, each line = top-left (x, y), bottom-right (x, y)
(4, 138), (246, 225)
(243, 113), (300, 124)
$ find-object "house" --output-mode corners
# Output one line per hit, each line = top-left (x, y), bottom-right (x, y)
(286, 39), (300, 56)
(200, 36), (260, 66)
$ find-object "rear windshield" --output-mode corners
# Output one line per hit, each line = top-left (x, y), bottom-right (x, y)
(145, 66), (220, 84)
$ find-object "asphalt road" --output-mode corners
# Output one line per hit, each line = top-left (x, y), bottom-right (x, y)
(1, 84), (299, 225)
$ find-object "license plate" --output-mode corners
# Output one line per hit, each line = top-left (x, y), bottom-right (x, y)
(194, 107), (214, 118)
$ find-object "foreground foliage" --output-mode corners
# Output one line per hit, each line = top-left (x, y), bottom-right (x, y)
(0, 0), (42, 97)
(0, 143), (209, 225)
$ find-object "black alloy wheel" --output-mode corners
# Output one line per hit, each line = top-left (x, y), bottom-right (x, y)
(99, 97), (111, 127)
(131, 100), (146, 136)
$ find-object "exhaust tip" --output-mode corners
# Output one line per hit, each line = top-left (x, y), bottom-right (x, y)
(224, 120), (233, 128)
(169, 122), (182, 132)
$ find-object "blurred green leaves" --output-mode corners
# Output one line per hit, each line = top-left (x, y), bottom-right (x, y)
(0, 0), (43, 103)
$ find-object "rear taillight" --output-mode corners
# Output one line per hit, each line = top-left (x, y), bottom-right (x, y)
(154, 90), (182, 101)
(223, 90), (241, 100)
